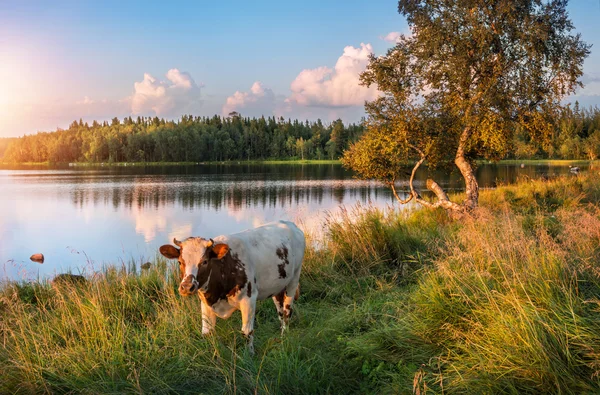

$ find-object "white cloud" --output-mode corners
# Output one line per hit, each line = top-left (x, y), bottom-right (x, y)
(380, 31), (402, 43)
(577, 72), (600, 97)
(220, 43), (379, 122)
(0, 68), (205, 136)
(221, 81), (280, 117)
(380, 28), (414, 43)
(131, 68), (203, 116)
(286, 43), (379, 108)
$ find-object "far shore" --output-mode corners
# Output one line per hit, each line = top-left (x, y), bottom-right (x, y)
(0, 159), (342, 167)
(1, 158), (599, 167)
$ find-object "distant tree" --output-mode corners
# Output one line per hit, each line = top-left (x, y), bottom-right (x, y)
(325, 140), (337, 160)
(584, 130), (600, 162)
(329, 119), (347, 156)
(343, 0), (590, 212)
(295, 137), (306, 160)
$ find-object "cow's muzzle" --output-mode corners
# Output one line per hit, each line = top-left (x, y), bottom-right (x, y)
(179, 275), (199, 296)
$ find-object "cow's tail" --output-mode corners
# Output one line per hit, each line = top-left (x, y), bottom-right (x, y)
(294, 284), (300, 300)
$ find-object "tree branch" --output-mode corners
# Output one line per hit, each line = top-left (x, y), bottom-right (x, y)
(388, 176), (413, 204)
(414, 179), (463, 211)
(407, 144), (464, 212)
(407, 144), (426, 199)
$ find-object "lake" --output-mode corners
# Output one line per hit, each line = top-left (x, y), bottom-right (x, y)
(0, 163), (586, 280)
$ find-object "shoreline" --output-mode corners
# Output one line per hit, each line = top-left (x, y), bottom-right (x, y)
(1, 158), (598, 167)
(0, 159), (343, 167)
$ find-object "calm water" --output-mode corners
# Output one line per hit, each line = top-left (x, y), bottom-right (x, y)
(0, 163), (586, 280)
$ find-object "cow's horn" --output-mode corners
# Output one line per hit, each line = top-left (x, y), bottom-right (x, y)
(207, 238), (214, 247)
(173, 238), (182, 247)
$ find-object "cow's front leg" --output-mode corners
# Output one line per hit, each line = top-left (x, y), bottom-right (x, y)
(239, 298), (256, 355)
(201, 299), (216, 335)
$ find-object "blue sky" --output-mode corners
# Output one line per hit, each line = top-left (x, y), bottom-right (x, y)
(0, 0), (599, 137)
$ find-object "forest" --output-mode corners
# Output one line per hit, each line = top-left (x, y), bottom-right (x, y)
(0, 113), (363, 163)
(1, 103), (599, 163)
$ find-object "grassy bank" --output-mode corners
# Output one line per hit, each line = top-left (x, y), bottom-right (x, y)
(2, 174), (600, 393)
(488, 159), (600, 166)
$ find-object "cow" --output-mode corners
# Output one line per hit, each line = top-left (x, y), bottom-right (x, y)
(159, 220), (305, 354)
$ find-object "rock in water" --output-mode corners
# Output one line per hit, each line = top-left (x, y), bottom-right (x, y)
(30, 253), (44, 263)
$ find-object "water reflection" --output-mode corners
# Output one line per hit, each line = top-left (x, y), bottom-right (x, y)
(65, 179), (396, 211)
(0, 163), (587, 280)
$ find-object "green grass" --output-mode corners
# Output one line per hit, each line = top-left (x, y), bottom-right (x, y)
(485, 159), (600, 166)
(2, 173), (600, 393)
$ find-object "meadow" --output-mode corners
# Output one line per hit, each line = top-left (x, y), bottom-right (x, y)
(1, 173), (600, 394)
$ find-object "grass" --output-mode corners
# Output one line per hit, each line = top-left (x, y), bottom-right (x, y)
(2, 173), (600, 393)
(484, 159), (600, 166)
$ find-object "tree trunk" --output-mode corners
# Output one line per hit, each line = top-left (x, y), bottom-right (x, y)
(455, 127), (479, 210)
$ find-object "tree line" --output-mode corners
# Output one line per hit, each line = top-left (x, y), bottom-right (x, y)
(514, 103), (600, 161)
(0, 113), (363, 163)
(1, 104), (599, 164)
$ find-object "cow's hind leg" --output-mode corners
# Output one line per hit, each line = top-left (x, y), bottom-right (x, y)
(282, 281), (299, 333)
(273, 283), (299, 335)
(272, 290), (287, 334)
(239, 298), (256, 355)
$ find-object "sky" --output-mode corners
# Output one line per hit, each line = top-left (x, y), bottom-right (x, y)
(0, 0), (599, 138)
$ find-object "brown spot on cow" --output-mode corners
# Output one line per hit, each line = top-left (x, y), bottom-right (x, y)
(274, 290), (285, 316)
(275, 245), (289, 279)
(197, 251), (249, 306)
(275, 245), (289, 264)
(247, 282), (252, 297)
(227, 285), (241, 298)
(277, 263), (287, 279)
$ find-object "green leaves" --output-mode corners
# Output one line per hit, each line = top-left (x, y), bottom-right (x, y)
(346, 0), (590, 208)
(342, 120), (410, 184)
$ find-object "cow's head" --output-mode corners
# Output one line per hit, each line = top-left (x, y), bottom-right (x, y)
(159, 237), (229, 296)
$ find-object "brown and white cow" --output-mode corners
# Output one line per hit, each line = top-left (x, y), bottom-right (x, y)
(159, 220), (305, 354)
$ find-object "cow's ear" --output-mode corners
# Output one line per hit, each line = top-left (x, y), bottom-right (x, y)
(212, 244), (229, 260)
(160, 245), (180, 259)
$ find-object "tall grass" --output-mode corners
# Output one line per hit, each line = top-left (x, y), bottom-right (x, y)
(2, 173), (600, 393)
